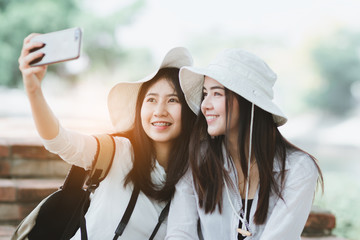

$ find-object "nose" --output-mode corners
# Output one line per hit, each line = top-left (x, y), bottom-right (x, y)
(154, 101), (168, 117)
(201, 95), (213, 112)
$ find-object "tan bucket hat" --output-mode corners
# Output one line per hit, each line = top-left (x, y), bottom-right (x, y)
(108, 47), (193, 132)
(179, 48), (287, 126)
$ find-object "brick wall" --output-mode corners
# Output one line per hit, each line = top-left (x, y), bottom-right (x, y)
(0, 139), (69, 226)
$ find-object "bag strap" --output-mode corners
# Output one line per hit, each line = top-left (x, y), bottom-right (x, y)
(148, 200), (171, 240)
(63, 134), (116, 191)
(61, 165), (88, 191)
(86, 134), (116, 190)
(112, 185), (171, 240)
(113, 185), (140, 240)
(79, 134), (116, 240)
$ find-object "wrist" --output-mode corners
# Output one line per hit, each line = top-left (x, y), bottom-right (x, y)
(25, 84), (43, 99)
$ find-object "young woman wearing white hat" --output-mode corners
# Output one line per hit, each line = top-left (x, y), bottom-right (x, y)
(19, 33), (196, 239)
(166, 49), (323, 240)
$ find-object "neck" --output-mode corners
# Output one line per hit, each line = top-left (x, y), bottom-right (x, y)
(153, 142), (171, 170)
(228, 135), (242, 180)
(227, 131), (252, 165)
(227, 135), (258, 199)
(228, 134), (240, 162)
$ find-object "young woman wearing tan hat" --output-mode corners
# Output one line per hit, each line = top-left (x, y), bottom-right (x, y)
(19, 33), (196, 239)
(166, 49), (323, 240)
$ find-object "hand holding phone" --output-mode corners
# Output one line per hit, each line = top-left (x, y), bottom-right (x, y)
(30, 27), (82, 66)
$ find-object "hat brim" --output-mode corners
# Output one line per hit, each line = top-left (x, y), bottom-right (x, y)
(108, 47), (193, 132)
(108, 81), (143, 132)
(180, 66), (287, 126)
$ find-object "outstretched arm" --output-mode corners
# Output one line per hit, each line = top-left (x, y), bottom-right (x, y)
(18, 33), (97, 170)
(18, 33), (59, 140)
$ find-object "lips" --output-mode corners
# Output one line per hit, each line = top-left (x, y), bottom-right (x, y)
(205, 114), (219, 122)
(152, 121), (172, 127)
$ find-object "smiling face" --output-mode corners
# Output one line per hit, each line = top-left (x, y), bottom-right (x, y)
(141, 78), (182, 145)
(201, 76), (239, 138)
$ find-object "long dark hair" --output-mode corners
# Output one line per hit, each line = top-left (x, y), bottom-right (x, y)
(190, 89), (323, 224)
(114, 67), (196, 202)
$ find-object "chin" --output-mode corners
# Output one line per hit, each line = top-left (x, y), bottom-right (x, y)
(151, 136), (177, 144)
(208, 131), (221, 138)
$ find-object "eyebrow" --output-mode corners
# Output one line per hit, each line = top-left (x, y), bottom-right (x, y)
(145, 93), (179, 97)
(203, 86), (225, 91)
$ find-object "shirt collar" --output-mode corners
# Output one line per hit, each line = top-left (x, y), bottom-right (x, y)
(151, 159), (166, 185)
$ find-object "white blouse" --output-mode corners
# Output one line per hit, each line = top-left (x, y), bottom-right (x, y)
(166, 150), (319, 240)
(42, 126), (167, 240)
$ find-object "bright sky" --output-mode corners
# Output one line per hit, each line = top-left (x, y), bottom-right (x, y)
(86, 0), (360, 60)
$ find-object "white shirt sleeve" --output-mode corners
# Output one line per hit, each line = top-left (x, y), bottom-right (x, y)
(166, 170), (200, 240)
(41, 124), (97, 170)
(260, 153), (319, 240)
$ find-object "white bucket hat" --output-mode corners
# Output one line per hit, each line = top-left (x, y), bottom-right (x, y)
(179, 48), (287, 126)
(108, 47), (193, 132)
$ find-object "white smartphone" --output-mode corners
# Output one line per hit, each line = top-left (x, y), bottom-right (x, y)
(30, 27), (82, 66)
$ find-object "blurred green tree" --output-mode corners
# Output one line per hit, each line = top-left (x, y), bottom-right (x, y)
(310, 29), (360, 115)
(75, 0), (145, 72)
(0, 0), (79, 87)
(0, 0), (145, 87)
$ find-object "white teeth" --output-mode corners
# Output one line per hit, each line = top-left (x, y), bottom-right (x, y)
(206, 115), (217, 120)
(152, 122), (171, 126)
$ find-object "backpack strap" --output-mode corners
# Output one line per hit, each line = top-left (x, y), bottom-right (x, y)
(61, 165), (88, 191)
(79, 134), (116, 240)
(86, 134), (116, 191)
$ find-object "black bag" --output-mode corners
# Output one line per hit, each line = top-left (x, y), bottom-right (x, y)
(11, 134), (115, 240)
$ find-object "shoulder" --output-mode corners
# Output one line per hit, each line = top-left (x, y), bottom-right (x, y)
(111, 136), (134, 166)
(112, 135), (132, 150)
(175, 168), (195, 194)
(287, 150), (317, 170)
(285, 150), (319, 181)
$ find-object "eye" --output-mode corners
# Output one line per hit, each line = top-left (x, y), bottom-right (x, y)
(202, 91), (208, 97)
(168, 97), (179, 103)
(214, 91), (223, 96)
(146, 97), (156, 103)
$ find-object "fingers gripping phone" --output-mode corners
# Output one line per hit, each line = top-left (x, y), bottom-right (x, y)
(30, 27), (82, 66)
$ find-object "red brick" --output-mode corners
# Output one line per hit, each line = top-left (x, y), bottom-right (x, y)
(305, 209), (336, 230)
(18, 203), (37, 220)
(0, 179), (63, 202)
(15, 179), (62, 202)
(0, 160), (10, 177)
(10, 159), (69, 178)
(0, 145), (9, 158)
(0, 180), (16, 202)
(12, 144), (60, 160)
(0, 202), (37, 222)
(0, 179), (63, 225)
(0, 203), (20, 221)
